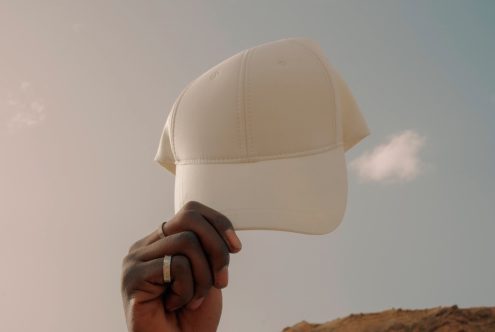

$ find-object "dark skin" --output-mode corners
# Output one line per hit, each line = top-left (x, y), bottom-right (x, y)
(121, 200), (242, 332)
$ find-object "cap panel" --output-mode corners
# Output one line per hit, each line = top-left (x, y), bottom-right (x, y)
(173, 50), (246, 162)
(246, 39), (337, 158)
(297, 37), (370, 151)
(155, 37), (369, 175)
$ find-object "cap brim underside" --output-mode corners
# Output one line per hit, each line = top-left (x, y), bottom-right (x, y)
(174, 145), (348, 235)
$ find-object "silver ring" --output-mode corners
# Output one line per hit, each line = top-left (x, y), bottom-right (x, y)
(158, 221), (167, 239)
(163, 255), (172, 283)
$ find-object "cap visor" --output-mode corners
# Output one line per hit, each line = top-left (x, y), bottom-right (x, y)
(174, 145), (348, 235)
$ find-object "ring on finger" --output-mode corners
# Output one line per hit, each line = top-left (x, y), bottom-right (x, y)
(158, 220), (167, 239)
(163, 255), (172, 283)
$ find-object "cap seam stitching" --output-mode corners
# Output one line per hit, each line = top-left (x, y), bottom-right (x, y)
(172, 142), (343, 165)
(245, 47), (254, 159)
(236, 51), (242, 158)
(221, 207), (322, 213)
(238, 49), (249, 158)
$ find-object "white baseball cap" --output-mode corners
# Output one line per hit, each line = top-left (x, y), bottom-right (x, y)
(155, 37), (370, 234)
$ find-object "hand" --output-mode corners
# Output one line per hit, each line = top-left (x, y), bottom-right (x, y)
(121, 201), (242, 332)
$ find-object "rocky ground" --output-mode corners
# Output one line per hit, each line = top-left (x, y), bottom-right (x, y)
(282, 305), (495, 332)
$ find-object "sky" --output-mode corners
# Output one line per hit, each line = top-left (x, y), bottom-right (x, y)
(1, 1), (494, 331)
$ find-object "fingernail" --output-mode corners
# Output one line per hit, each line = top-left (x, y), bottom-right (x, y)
(225, 229), (242, 251)
(216, 266), (229, 288)
(188, 297), (205, 310)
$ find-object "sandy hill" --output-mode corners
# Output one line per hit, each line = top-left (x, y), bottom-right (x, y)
(282, 305), (495, 332)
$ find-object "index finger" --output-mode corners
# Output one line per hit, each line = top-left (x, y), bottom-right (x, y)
(177, 201), (242, 252)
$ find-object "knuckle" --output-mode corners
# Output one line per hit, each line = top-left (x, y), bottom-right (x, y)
(120, 262), (141, 295)
(180, 208), (200, 221)
(183, 200), (202, 211)
(121, 255), (129, 269)
(177, 230), (200, 247)
(123, 249), (139, 264)
(127, 239), (142, 254)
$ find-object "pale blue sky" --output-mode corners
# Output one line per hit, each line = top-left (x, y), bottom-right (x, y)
(1, 1), (494, 331)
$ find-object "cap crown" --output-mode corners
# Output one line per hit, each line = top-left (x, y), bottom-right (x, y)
(156, 37), (369, 174)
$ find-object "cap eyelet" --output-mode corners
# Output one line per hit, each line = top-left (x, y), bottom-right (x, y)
(209, 70), (219, 80)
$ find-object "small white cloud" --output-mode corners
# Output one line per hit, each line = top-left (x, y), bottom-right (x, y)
(8, 108), (46, 129)
(3, 81), (46, 133)
(30, 101), (45, 113)
(350, 130), (426, 183)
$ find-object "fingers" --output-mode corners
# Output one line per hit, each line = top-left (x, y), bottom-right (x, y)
(129, 201), (242, 258)
(121, 254), (194, 312)
(162, 255), (195, 311)
(132, 231), (214, 305)
(176, 201), (242, 252)
(123, 201), (243, 312)
(163, 209), (232, 288)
